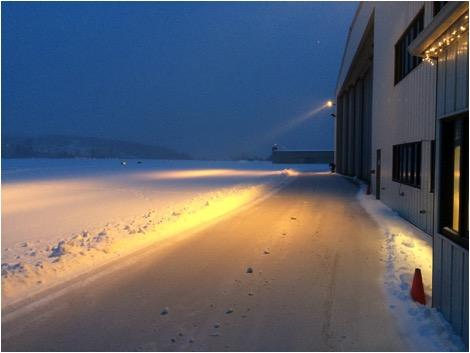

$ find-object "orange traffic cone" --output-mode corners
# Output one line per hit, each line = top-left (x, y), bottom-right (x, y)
(410, 268), (426, 305)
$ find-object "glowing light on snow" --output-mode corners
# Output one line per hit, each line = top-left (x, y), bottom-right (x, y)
(2, 160), (327, 307)
(2, 178), (271, 305)
(138, 168), (290, 180)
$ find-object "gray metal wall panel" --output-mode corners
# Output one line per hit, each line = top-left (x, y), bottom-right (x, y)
(434, 233), (469, 343)
(437, 51), (447, 117)
(421, 140), (434, 234)
(354, 79), (364, 178)
(433, 233), (469, 342)
(445, 42), (457, 113)
(347, 88), (356, 176)
(441, 239), (452, 319)
(437, 23), (469, 118)
(463, 254), (469, 345)
(363, 69), (373, 182)
(370, 2), (436, 235)
(450, 248), (464, 335)
(434, 29), (469, 342)
(335, 96), (344, 172)
(342, 92), (349, 175)
(336, 3), (375, 95)
(433, 235), (443, 308)
(455, 35), (469, 111)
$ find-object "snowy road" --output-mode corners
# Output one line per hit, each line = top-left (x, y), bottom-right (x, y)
(3, 159), (317, 306)
(2, 173), (412, 351)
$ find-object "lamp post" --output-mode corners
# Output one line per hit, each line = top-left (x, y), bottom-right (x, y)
(326, 99), (336, 173)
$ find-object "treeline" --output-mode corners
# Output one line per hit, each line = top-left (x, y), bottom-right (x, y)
(2, 135), (191, 160)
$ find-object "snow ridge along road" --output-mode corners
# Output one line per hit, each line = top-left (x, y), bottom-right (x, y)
(1, 159), (325, 312)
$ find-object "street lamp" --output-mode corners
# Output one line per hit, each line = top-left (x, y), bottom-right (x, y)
(326, 100), (334, 108)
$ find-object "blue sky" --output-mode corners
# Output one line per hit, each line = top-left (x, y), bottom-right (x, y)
(2, 2), (357, 159)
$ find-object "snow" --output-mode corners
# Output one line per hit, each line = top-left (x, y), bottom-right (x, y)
(357, 184), (466, 351)
(1, 158), (327, 308)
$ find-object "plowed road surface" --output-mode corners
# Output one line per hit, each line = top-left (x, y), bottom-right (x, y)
(2, 174), (408, 351)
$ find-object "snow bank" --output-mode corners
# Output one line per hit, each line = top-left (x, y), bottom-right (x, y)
(357, 185), (465, 351)
(1, 159), (327, 308)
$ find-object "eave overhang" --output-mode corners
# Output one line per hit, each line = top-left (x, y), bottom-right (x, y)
(409, 2), (469, 58)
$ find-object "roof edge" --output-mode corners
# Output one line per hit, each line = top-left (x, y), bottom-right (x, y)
(409, 1), (469, 56)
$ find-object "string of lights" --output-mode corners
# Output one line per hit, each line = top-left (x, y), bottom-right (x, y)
(423, 13), (469, 66)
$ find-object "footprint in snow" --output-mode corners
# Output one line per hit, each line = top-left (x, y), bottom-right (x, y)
(290, 217), (297, 220)
(263, 250), (270, 255)
(246, 267), (253, 274)
(401, 240), (415, 248)
(160, 307), (169, 315)
(225, 308), (234, 314)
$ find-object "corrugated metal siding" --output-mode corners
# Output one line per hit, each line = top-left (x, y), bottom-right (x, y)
(437, 27), (469, 117)
(433, 233), (469, 340)
(464, 254), (469, 345)
(441, 238), (453, 317)
(347, 88), (356, 176)
(433, 18), (468, 346)
(455, 34), (469, 110)
(354, 79), (364, 178)
(370, 2), (436, 235)
(336, 2), (375, 95)
(335, 96), (344, 171)
(362, 69), (373, 181)
(341, 92), (349, 174)
(450, 247), (464, 334)
(433, 235), (443, 310)
(445, 42), (457, 113)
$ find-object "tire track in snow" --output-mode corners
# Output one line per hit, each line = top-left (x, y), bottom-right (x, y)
(322, 250), (339, 351)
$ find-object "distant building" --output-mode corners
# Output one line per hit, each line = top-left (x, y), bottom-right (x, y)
(336, 1), (468, 344)
(271, 146), (334, 164)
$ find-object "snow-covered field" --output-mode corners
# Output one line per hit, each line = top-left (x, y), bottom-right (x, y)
(357, 186), (465, 351)
(1, 159), (327, 308)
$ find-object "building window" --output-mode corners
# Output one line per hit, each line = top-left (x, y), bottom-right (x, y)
(433, 1), (448, 16)
(439, 115), (468, 248)
(392, 142), (422, 188)
(394, 9), (424, 84)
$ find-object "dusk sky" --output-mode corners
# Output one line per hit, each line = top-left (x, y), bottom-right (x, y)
(2, 2), (357, 159)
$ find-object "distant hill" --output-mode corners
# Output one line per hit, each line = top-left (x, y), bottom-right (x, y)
(2, 135), (191, 160)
